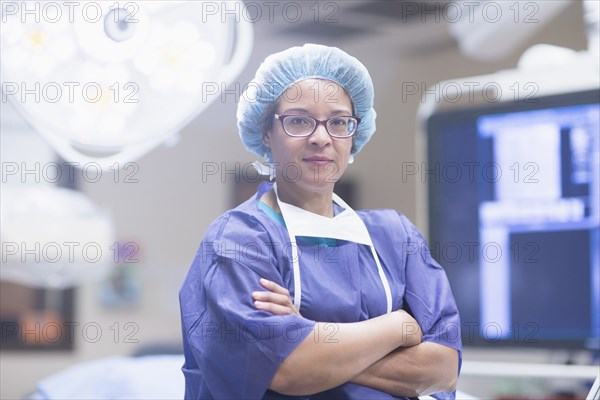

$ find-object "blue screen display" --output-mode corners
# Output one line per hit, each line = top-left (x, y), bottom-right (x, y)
(426, 91), (600, 349)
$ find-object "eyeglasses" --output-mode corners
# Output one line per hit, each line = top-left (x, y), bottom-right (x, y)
(274, 114), (361, 138)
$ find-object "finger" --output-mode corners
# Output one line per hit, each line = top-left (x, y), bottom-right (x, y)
(252, 291), (293, 307)
(259, 278), (291, 297)
(254, 300), (295, 315)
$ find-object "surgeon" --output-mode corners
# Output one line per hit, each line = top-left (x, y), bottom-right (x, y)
(180, 43), (461, 399)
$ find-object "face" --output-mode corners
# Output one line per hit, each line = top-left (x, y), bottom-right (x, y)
(264, 79), (354, 194)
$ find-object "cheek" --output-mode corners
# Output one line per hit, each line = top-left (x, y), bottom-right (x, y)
(334, 145), (352, 175)
(269, 136), (296, 163)
(339, 142), (353, 161)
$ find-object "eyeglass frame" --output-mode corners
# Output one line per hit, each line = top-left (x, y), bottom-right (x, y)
(273, 113), (361, 138)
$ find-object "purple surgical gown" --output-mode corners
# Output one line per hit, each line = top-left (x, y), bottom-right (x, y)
(180, 181), (462, 399)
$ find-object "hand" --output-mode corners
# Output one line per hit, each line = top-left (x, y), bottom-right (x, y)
(252, 278), (302, 317)
(394, 309), (422, 347)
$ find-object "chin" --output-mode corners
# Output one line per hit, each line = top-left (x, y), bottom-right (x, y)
(305, 164), (342, 184)
(276, 164), (343, 193)
(297, 177), (339, 194)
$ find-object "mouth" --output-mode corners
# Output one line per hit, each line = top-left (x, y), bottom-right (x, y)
(303, 157), (334, 165)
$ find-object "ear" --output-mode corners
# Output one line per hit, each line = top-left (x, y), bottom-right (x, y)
(263, 133), (271, 148)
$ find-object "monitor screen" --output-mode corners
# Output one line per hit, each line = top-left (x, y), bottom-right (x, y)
(426, 89), (600, 349)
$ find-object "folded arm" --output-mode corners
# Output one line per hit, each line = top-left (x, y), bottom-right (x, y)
(252, 279), (422, 396)
(351, 341), (459, 396)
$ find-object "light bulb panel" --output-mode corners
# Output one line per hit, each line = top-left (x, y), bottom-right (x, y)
(1, 1), (253, 167)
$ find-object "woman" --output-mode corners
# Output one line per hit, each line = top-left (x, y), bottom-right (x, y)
(180, 44), (461, 399)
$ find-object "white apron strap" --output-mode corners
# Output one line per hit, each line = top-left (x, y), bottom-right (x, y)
(273, 184), (393, 313)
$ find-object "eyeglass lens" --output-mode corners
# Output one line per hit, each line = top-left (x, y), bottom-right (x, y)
(283, 116), (357, 137)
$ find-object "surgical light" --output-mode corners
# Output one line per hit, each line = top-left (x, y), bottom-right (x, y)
(0, 185), (115, 289)
(1, 1), (253, 169)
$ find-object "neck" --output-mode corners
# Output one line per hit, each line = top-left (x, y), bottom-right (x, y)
(274, 180), (334, 217)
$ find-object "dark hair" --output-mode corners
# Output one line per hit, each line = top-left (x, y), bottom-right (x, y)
(261, 98), (280, 138)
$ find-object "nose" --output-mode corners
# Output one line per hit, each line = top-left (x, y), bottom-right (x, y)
(308, 123), (332, 147)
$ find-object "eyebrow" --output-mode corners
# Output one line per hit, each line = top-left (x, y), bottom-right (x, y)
(280, 108), (353, 115)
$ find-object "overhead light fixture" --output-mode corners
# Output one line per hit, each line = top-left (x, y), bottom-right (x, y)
(0, 185), (115, 288)
(447, 0), (571, 61)
(1, 1), (253, 168)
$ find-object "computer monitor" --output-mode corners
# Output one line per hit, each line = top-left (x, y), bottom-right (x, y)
(425, 88), (599, 349)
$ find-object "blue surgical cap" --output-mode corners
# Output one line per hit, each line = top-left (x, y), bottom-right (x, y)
(237, 43), (376, 160)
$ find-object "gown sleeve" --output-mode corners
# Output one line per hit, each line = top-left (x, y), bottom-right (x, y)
(396, 212), (462, 400)
(180, 210), (316, 400)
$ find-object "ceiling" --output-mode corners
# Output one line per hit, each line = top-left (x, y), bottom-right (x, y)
(249, 0), (459, 60)
(270, 0), (456, 39)
(248, 0), (585, 59)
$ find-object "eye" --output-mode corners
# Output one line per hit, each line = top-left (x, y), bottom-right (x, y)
(288, 116), (311, 125)
(329, 117), (348, 127)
